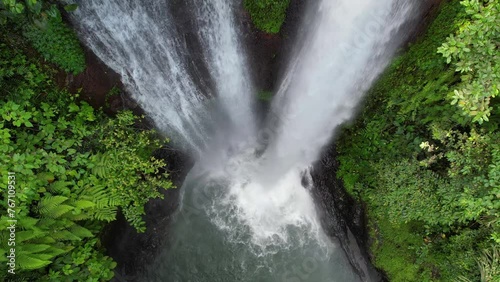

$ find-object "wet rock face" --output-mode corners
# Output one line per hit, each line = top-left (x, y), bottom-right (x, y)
(53, 47), (120, 111)
(309, 145), (383, 282)
(241, 0), (308, 93)
(310, 146), (365, 241)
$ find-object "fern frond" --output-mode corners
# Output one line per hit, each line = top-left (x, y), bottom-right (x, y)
(65, 213), (92, 221)
(40, 204), (74, 219)
(92, 207), (117, 222)
(81, 184), (108, 200)
(41, 244), (69, 257)
(18, 217), (39, 229)
(17, 230), (47, 243)
(95, 198), (109, 209)
(107, 196), (121, 207)
(38, 195), (69, 215)
(35, 236), (56, 244)
(73, 200), (95, 209)
(91, 153), (112, 178)
(50, 230), (81, 241)
(48, 181), (72, 194)
(17, 254), (51, 270)
(29, 253), (54, 261)
(36, 218), (57, 229)
(69, 224), (93, 238)
(18, 244), (51, 254)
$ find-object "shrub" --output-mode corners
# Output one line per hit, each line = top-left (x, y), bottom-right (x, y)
(23, 9), (85, 74)
(244, 0), (290, 34)
(0, 35), (171, 281)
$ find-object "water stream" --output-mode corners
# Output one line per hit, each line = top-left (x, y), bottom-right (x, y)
(71, 0), (418, 281)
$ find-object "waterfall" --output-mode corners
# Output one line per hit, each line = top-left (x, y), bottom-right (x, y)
(70, 0), (418, 281)
(192, 0), (257, 141)
(215, 0), (417, 263)
(70, 0), (256, 154)
(262, 0), (415, 175)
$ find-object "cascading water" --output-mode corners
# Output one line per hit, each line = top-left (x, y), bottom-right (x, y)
(70, 0), (256, 154)
(262, 0), (415, 174)
(192, 0), (257, 141)
(71, 0), (418, 281)
(70, 0), (207, 152)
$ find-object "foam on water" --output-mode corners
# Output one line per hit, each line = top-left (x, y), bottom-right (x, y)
(205, 154), (328, 253)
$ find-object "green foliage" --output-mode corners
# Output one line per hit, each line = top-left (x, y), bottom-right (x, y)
(458, 245), (500, 282)
(336, 0), (500, 281)
(244, 0), (290, 34)
(257, 90), (273, 101)
(0, 0), (77, 25)
(370, 219), (427, 281)
(47, 239), (116, 282)
(0, 0), (26, 17)
(375, 159), (464, 227)
(438, 0), (500, 124)
(23, 9), (85, 74)
(0, 33), (172, 281)
(0, 0), (86, 75)
(477, 245), (500, 281)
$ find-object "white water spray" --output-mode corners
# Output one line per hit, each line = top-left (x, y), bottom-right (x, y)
(193, 0), (257, 140)
(264, 0), (415, 172)
(71, 0), (256, 153)
(217, 0), (416, 250)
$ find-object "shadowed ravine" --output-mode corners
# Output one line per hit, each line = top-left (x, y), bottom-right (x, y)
(70, 0), (422, 281)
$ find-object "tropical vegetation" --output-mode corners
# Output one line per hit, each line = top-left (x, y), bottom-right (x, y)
(0, 3), (172, 281)
(1, 0), (498, 281)
(336, 0), (499, 280)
